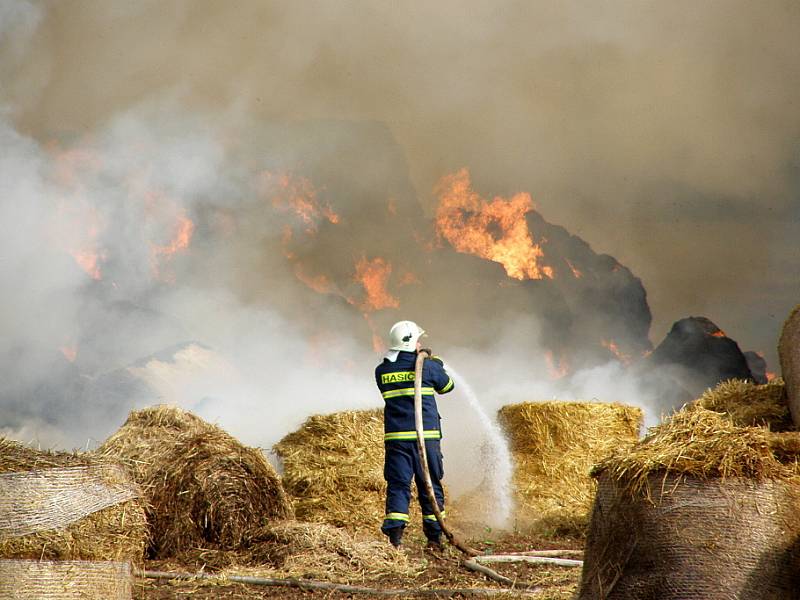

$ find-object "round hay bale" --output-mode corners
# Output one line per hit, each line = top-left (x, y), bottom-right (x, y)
(497, 402), (642, 536)
(0, 438), (147, 564)
(0, 559), (132, 600)
(579, 473), (800, 600)
(273, 409), (390, 532)
(779, 304), (800, 426)
(697, 377), (790, 430)
(96, 405), (293, 558)
(580, 407), (800, 599)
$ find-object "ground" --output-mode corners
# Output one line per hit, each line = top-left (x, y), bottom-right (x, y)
(134, 532), (583, 599)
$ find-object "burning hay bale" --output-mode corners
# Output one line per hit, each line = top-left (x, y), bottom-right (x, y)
(96, 405), (293, 558)
(0, 437), (147, 564)
(497, 401), (642, 536)
(697, 377), (790, 430)
(579, 406), (800, 599)
(273, 409), (390, 532)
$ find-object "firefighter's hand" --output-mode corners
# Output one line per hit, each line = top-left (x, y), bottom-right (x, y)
(420, 347), (433, 356)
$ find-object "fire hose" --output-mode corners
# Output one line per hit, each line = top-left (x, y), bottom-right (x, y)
(413, 350), (479, 557)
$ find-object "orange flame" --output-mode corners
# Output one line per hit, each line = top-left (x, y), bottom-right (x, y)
(151, 213), (195, 281)
(354, 257), (400, 311)
(767, 372), (777, 381)
(434, 168), (551, 280)
(710, 330), (727, 338)
(153, 215), (194, 258)
(294, 263), (335, 295)
(602, 339), (632, 366)
(565, 259), (583, 279)
(60, 346), (78, 362)
(545, 350), (569, 379)
(261, 172), (339, 233)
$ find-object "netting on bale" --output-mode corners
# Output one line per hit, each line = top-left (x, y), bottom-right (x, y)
(95, 405), (293, 558)
(273, 409), (392, 532)
(0, 438), (147, 564)
(579, 406), (800, 600)
(0, 559), (132, 600)
(497, 402), (642, 536)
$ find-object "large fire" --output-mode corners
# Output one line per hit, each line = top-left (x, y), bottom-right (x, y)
(354, 257), (400, 312)
(434, 168), (553, 280)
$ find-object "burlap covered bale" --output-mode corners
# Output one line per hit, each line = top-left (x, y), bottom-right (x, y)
(580, 406), (800, 599)
(273, 409), (392, 532)
(96, 405), (292, 558)
(497, 402), (642, 535)
(0, 559), (132, 600)
(779, 304), (800, 427)
(579, 473), (800, 600)
(0, 438), (147, 564)
(698, 377), (790, 430)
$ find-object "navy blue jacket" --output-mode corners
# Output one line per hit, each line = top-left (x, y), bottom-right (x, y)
(375, 351), (455, 441)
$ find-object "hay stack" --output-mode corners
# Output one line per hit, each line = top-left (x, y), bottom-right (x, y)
(96, 405), (293, 558)
(240, 520), (421, 581)
(274, 409), (392, 532)
(779, 304), (800, 426)
(698, 377), (790, 430)
(0, 560), (132, 600)
(497, 402), (642, 536)
(579, 406), (800, 599)
(0, 437), (147, 564)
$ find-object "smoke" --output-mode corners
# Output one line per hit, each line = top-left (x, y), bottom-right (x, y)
(1, 2), (798, 478)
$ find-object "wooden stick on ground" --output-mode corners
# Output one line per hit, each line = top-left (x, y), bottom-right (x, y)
(139, 570), (542, 597)
(474, 555), (584, 568)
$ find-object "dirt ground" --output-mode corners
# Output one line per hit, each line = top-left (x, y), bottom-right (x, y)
(134, 532), (583, 599)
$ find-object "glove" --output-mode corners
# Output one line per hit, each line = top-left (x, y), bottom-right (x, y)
(419, 347), (433, 357)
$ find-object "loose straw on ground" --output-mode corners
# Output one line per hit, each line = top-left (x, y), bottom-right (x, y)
(139, 569), (543, 596)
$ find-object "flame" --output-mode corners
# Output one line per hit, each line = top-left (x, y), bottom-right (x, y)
(261, 171), (339, 233)
(710, 330), (727, 338)
(434, 168), (551, 280)
(60, 346), (78, 362)
(294, 263), (335, 295)
(354, 257), (399, 311)
(565, 259), (583, 279)
(545, 350), (569, 379)
(602, 339), (632, 366)
(767, 372), (777, 381)
(71, 249), (103, 280)
(48, 141), (108, 279)
(151, 213), (195, 281)
(153, 215), (194, 258)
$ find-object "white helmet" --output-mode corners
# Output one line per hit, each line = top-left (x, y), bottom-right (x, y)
(388, 320), (425, 352)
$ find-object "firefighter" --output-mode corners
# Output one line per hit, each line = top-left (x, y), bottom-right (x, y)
(374, 320), (455, 549)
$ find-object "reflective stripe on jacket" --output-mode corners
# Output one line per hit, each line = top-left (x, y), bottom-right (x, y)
(375, 350), (455, 441)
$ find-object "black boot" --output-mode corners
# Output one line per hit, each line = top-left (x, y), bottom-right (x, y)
(388, 527), (404, 549)
(425, 534), (443, 552)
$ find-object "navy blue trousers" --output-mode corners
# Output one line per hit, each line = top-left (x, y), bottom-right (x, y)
(381, 439), (445, 540)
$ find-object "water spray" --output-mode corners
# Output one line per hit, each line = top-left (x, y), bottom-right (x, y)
(447, 366), (514, 530)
